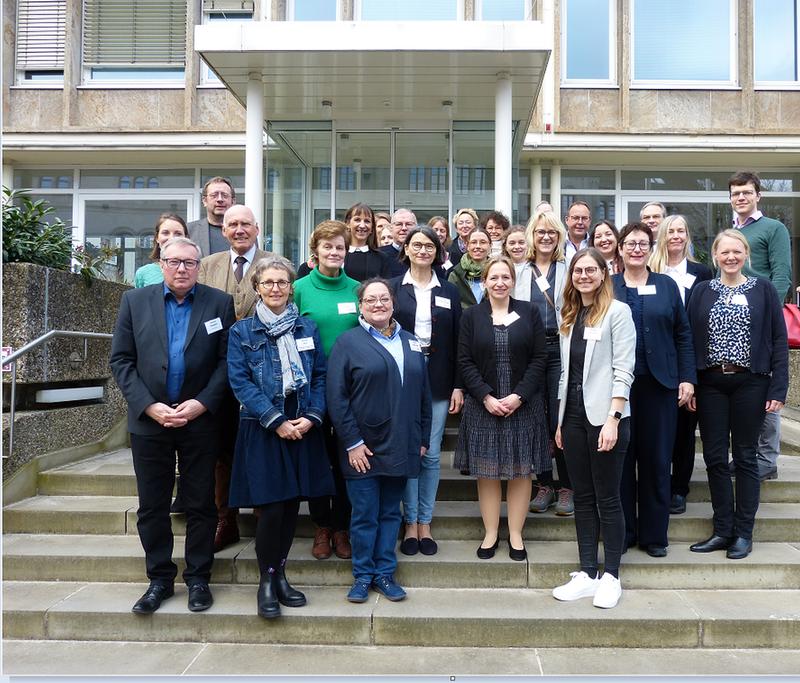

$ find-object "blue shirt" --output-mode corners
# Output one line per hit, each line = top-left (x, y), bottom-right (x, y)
(359, 316), (405, 385)
(164, 284), (195, 403)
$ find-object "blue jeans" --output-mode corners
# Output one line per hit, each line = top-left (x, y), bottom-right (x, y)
(757, 410), (781, 471)
(403, 398), (449, 524)
(346, 476), (406, 582)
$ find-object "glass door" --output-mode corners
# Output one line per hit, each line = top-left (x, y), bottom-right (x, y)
(335, 132), (391, 217)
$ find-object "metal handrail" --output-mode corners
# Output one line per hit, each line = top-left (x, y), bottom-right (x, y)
(3, 330), (113, 459)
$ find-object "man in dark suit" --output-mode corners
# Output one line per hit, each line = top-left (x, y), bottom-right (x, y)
(111, 237), (235, 614)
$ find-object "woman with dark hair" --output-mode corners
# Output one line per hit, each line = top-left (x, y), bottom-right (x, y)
(482, 210), (511, 256)
(227, 255), (335, 618)
(448, 227), (492, 309)
(590, 220), (623, 275)
(134, 213), (188, 287)
(428, 215), (452, 249)
(391, 225), (463, 556)
(327, 278), (432, 602)
(343, 203), (392, 282)
(552, 247), (635, 609)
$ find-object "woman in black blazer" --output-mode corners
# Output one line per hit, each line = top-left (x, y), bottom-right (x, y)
(455, 256), (548, 561)
(649, 215), (714, 514)
(686, 229), (787, 560)
(391, 225), (463, 557)
(343, 203), (392, 282)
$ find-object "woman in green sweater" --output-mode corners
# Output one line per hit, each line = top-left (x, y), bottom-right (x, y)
(293, 220), (360, 562)
(133, 213), (188, 288)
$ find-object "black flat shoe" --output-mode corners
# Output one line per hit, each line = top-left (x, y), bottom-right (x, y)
(132, 583), (174, 614)
(274, 567), (306, 607)
(669, 494), (686, 515)
(726, 536), (753, 560)
(187, 583), (213, 612)
(645, 544), (667, 558)
(508, 541), (527, 562)
(418, 537), (438, 556)
(690, 534), (733, 553)
(476, 537), (499, 559)
(400, 537), (419, 556)
(257, 574), (281, 619)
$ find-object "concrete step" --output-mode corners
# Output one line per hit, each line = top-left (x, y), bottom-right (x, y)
(6, 494), (800, 543)
(5, 640), (800, 676)
(5, 580), (800, 649)
(5, 534), (800, 590)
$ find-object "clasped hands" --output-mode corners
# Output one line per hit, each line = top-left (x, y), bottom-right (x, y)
(482, 393), (522, 417)
(145, 399), (206, 428)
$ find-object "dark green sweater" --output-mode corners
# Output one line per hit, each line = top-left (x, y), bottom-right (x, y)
(739, 215), (792, 300)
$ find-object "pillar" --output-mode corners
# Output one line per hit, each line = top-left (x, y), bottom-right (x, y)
(494, 72), (513, 217)
(245, 72), (265, 246)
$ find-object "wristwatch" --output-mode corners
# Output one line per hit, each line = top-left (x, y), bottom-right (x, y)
(608, 410), (622, 420)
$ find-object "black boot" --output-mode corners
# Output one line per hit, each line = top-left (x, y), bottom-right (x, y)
(275, 566), (306, 607)
(257, 573), (281, 619)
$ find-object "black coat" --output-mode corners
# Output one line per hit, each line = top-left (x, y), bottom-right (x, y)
(344, 249), (392, 282)
(379, 244), (408, 278)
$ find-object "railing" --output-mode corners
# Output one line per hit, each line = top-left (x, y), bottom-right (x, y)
(3, 330), (113, 459)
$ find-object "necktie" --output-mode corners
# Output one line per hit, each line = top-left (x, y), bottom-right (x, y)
(234, 256), (246, 283)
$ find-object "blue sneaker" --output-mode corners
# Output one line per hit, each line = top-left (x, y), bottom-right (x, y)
(346, 580), (371, 603)
(372, 575), (407, 601)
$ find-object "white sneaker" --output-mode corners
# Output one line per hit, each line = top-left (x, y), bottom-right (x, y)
(593, 573), (622, 609)
(552, 571), (599, 601)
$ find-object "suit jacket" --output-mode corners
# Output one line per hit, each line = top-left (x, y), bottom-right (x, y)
(557, 300), (636, 426)
(198, 248), (272, 320)
(612, 271), (697, 389)
(110, 283), (236, 435)
(187, 217), (226, 258)
(685, 260), (713, 304)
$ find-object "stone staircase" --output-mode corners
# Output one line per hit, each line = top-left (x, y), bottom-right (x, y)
(4, 434), (800, 675)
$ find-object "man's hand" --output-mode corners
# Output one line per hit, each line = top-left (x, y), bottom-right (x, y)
(171, 399), (207, 423)
(145, 402), (186, 428)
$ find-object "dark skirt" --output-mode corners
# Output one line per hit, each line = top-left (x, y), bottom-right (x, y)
(229, 416), (336, 508)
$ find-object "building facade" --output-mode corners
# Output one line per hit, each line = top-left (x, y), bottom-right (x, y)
(3, 0), (799, 284)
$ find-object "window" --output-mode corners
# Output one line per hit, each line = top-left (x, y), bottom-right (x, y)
(754, 0), (799, 84)
(289, 0), (338, 20)
(82, 0), (187, 83)
(201, 2), (253, 84)
(15, 0), (66, 84)
(477, 0), (528, 20)
(357, 0), (457, 20)
(632, 0), (736, 86)
(562, 0), (614, 85)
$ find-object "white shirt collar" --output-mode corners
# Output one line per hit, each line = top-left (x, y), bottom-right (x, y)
(229, 243), (257, 268)
(349, 245), (370, 253)
(402, 270), (441, 291)
(665, 258), (688, 275)
(733, 210), (763, 227)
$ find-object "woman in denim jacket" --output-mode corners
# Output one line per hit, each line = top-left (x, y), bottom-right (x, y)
(228, 255), (335, 620)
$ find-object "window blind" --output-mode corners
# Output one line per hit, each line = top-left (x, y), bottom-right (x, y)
(15, 0), (66, 70)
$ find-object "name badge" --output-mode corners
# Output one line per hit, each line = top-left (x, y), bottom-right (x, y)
(296, 337), (315, 352)
(535, 275), (551, 292)
(583, 327), (602, 341)
(732, 294), (749, 306)
(434, 296), (451, 309)
(442, 259), (453, 271)
(638, 285), (657, 296)
(204, 318), (222, 334)
(504, 311), (521, 327)
(681, 273), (697, 290)
(338, 302), (357, 315)
(409, 340), (422, 352)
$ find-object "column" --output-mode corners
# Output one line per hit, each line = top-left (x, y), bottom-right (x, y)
(494, 72), (513, 217)
(245, 72), (266, 246)
(531, 163), (542, 212)
(271, 169), (284, 256)
(550, 164), (562, 217)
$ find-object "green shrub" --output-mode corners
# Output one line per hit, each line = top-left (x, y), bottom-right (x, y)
(2, 187), (72, 270)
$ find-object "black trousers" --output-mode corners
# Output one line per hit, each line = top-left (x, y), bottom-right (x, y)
(255, 498), (300, 575)
(130, 422), (218, 586)
(561, 388), (629, 577)
(308, 416), (351, 532)
(670, 405), (699, 498)
(623, 373), (677, 549)
(537, 337), (572, 490)
(695, 370), (768, 540)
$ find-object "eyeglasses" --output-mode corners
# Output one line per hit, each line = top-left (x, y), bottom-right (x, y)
(573, 266), (600, 276)
(408, 242), (436, 253)
(161, 258), (200, 270)
(204, 191), (232, 200)
(622, 241), (651, 252)
(534, 229), (558, 238)
(392, 221), (416, 228)
(568, 216), (590, 222)
(259, 279), (291, 290)
(361, 296), (392, 307)
(730, 190), (756, 198)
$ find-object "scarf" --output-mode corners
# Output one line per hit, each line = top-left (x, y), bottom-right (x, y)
(255, 301), (308, 397)
(459, 252), (485, 280)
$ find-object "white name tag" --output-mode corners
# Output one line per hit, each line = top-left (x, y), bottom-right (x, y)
(408, 340), (422, 352)
(732, 294), (749, 306)
(638, 285), (657, 296)
(338, 302), (357, 315)
(443, 259), (453, 271)
(504, 311), (521, 327)
(535, 275), (551, 292)
(434, 296), (451, 309)
(204, 318), (222, 334)
(583, 326), (602, 341)
(296, 337), (315, 351)
(681, 273), (697, 290)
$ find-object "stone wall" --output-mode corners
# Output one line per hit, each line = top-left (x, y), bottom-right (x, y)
(787, 350), (800, 409)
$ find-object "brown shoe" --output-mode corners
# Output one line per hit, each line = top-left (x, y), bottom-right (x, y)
(333, 530), (352, 559)
(214, 516), (240, 553)
(312, 527), (333, 560)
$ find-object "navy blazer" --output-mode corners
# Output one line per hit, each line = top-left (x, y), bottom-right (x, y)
(110, 283), (236, 435)
(326, 326), (432, 480)
(379, 244), (408, 278)
(612, 272), (697, 389)
(686, 277), (789, 402)
(684, 261), (714, 304)
(344, 248), (392, 282)
(458, 298), (546, 403)
(390, 275), (462, 400)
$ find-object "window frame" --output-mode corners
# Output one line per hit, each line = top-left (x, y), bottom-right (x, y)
(753, 0), (800, 90)
(560, 0), (617, 88)
(287, 0), (341, 21)
(199, 4), (254, 86)
(15, 0), (66, 86)
(630, 0), (739, 90)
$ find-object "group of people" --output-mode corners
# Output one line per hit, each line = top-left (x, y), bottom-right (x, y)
(110, 170), (789, 618)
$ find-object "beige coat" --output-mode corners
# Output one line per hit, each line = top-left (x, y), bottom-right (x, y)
(198, 249), (272, 320)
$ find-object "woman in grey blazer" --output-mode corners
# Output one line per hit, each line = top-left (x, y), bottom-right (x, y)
(552, 248), (636, 610)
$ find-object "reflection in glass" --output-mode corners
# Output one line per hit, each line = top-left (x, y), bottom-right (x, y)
(336, 132), (390, 216)
(293, 0), (337, 20)
(621, 170), (731, 192)
(453, 129), (495, 214)
(565, 0), (610, 80)
(395, 132), (449, 224)
(754, 0), (797, 82)
(360, 0), (457, 20)
(562, 169), (615, 190)
(481, 0), (526, 20)
(80, 169), (194, 189)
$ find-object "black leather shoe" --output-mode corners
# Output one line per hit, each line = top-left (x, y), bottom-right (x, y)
(726, 536), (753, 559)
(690, 534), (733, 553)
(508, 541), (527, 562)
(476, 537), (499, 560)
(645, 544), (667, 558)
(187, 583), (213, 612)
(257, 574), (281, 619)
(669, 494), (687, 515)
(274, 567), (306, 607)
(400, 537), (419, 556)
(132, 583), (174, 614)
(759, 466), (778, 481)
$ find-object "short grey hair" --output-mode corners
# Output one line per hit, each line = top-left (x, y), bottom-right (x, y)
(391, 207), (417, 225)
(640, 201), (667, 219)
(249, 255), (297, 292)
(160, 236), (202, 259)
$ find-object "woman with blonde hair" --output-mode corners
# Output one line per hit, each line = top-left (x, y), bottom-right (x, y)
(448, 208), (480, 265)
(552, 247), (636, 609)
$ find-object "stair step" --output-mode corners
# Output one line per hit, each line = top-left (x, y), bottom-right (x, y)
(5, 640), (800, 676)
(5, 581), (800, 649)
(5, 534), (800, 590)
